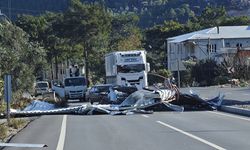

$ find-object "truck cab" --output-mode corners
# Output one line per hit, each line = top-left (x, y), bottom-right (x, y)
(105, 50), (150, 90)
(52, 76), (87, 102)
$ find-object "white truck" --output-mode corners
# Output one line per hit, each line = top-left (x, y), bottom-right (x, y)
(51, 66), (87, 103)
(105, 50), (150, 90)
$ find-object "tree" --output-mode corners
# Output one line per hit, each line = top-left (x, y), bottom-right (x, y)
(197, 6), (227, 27)
(221, 16), (250, 26)
(143, 20), (185, 71)
(16, 13), (68, 80)
(109, 13), (142, 51)
(0, 21), (46, 92)
(191, 59), (220, 86)
(60, 0), (112, 86)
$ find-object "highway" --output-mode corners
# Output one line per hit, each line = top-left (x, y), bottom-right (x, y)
(3, 110), (250, 150)
(3, 87), (250, 150)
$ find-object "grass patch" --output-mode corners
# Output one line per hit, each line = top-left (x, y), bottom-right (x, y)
(0, 97), (33, 114)
(0, 103), (6, 114)
(0, 118), (29, 142)
(0, 124), (8, 141)
(9, 118), (26, 129)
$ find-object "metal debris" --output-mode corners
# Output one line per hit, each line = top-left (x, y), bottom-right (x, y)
(10, 78), (224, 116)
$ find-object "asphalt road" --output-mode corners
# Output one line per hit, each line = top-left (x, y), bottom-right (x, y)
(180, 86), (250, 104)
(3, 110), (250, 150)
(2, 87), (250, 150)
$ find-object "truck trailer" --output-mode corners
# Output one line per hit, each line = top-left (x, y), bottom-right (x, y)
(105, 50), (150, 89)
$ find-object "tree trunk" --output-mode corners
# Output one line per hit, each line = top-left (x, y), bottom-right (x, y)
(55, 56), (59, 80)
(84, 43), (89, 87)
(50, 61), (54, 80)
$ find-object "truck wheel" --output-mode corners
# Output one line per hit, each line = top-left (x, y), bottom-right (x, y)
(89, 99), (93, 104)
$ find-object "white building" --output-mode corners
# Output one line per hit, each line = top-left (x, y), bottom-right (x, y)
(167, 26), (250, 71)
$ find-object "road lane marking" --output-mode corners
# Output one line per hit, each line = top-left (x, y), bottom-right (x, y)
(243, 93), (250, 96)
(56, 115), (67, 150)
(141, 115), (149, 118)
(209, 111), (250, 122)
(0, 143), (47, 148)
(156, 121), (226, 150)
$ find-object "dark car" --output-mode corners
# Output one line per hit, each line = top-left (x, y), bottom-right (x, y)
(86, 84), (137, 104)
(86, 84), (112, 104)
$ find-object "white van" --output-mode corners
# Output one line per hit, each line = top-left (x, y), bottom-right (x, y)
(34, 81), (50, 96)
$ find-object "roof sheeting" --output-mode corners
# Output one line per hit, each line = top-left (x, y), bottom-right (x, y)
(168, 26), (250, 43)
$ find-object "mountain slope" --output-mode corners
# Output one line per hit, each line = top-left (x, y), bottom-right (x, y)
(0, 0), (249, 28)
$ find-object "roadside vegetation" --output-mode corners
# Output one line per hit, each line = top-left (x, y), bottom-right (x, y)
(0, 118), (29, 142)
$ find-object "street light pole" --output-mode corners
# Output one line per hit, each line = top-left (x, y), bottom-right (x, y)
(208, 38), (211, 60)
(177, 58), (180, 88)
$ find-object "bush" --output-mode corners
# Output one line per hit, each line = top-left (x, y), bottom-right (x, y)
(239, 80), (248, 87)
(11, 97), (32, 110)
(9, 119), (26, 129)
(191, 59), (220, 86)
(0, 124), (8, 140)
(157, 69), (172, 78)
(0, 80), (3, 100)
(214, 76), (230, 85)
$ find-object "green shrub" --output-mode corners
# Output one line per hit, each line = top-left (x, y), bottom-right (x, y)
(0, 124), (8, 140)
(214, 76), (230, 85)
(9, 119), (26, 129)
(191, 59), (220, 86)
(157, 69), (172, 78)
(0, 80), (3, 99)
(239, 80), (248, 87)
(0, 103), (6, 114)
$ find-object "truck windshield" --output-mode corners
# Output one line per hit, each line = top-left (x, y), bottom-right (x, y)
(65, 77), (86, 86)
(117, 64), (145, 73)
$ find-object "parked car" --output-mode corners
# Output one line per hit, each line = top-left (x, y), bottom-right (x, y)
(86, 84), (137, 104)
(86, 84), (111, 104)
(33, 81), (50, 96)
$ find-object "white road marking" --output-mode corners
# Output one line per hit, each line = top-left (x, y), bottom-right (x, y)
(56, 115), (67, 150)
(0, 143), (47, 148)
(243, 93), (250, 96)
(156, 121), (226, 150)
(209, 111), (250, 122)
(141, 115), (149, 118)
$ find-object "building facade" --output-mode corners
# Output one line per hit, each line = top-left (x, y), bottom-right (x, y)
(167, 26), (250, 71)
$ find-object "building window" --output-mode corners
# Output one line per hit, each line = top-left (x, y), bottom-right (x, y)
(207, 44), (217, 53)
(236, 43), (243, 48)
(225, 42), (230, 47)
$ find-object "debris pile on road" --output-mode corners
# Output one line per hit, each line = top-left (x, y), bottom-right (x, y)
(10, 79), (224, 116)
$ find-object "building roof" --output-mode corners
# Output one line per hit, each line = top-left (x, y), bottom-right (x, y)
(168, 26), (250, 43)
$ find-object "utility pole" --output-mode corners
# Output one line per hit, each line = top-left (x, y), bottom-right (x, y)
(208, 38), (211, 60)
(177, 59), (180, 88)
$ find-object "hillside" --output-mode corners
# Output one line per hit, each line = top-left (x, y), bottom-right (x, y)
(0, 0), (249, 28)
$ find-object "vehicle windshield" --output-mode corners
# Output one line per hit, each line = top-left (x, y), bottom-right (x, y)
(96, 86), (110, 92)
(117, 64), (145, 73)
(65, 77), (86, 87)
(36, 83), (48, 88)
